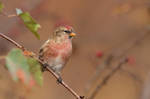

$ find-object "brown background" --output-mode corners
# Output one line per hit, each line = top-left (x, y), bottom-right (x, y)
(0, 0), (150, 99)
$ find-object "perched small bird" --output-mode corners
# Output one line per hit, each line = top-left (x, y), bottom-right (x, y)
(39, 24), (76, 75)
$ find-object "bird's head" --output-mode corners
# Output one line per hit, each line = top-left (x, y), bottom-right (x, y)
(53, 24), (76, 40)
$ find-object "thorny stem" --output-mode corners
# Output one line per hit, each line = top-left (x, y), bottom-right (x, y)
(0, 32), (84, 99)
(89, 58), (128, 99)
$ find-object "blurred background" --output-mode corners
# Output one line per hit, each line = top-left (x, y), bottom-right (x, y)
(0, 0), (150, 99)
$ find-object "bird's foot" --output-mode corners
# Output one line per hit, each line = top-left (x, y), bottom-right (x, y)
(80, 96), (85, 99)
(42, 63), (49, 72)
(57, 76), (62, 84)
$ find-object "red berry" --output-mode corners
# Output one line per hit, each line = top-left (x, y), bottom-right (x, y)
(127, 56), (136, 65)
(96, 51), (103, 58)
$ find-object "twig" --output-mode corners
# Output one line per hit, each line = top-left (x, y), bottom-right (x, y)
(0, 32), (84, 99)
(85, 54), (113, 92)
(86, 31), (149, 92)
(89, 58), (128, 99)
(0, 33), (25, 50)
(120, 68), (142, 83)
(0, 12), (17, 18)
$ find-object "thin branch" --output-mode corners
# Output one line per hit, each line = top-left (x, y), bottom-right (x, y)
(86, 31), (149, 92)
(0, 33), (25, 50)
(87, 32), (149, 98)
(0, 32), (84, 99)
(89, 58), (128, 99)
(120, 68), (142, 83)
(0, 12), (17, 18)
(85, 54), (113, 92)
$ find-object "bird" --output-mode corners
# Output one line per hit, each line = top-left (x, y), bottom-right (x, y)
(39, 24), (76, 76)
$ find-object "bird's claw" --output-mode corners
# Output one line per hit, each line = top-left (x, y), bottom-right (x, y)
(80, 96), (85, 99)
(42, 63), (49, 72)
(57, 76), (62, 84)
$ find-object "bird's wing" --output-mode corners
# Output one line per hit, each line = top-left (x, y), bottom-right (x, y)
(39, 39), (50, 61)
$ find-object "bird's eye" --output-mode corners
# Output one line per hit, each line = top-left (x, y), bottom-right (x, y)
(64, 30), (71, 33)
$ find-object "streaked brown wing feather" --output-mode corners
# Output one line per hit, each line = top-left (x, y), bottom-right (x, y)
(39, 39), (59, 62)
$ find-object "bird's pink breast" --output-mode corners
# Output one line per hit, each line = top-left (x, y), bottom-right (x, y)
(47, 40), (72, 63)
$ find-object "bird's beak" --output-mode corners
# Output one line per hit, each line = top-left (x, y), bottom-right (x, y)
(69, 32), (76, 37)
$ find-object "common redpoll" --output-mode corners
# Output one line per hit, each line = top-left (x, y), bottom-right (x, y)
(39, 24), (76, 76)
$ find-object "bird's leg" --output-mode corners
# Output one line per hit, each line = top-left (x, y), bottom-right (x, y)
(42, 64), (63, 83)
(50, 65), (63, 84)
(80, 96), (85, 99)
(57, 76), (62, 84)
(42, 63), (49, 72)
(56, 72), (62, 84)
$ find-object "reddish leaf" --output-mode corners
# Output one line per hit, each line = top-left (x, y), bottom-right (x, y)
(28, 77), (35, 88)
(6, 48), (30, 83)
(16, 69), (25, 83)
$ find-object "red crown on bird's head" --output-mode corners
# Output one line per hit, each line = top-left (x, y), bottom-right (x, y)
(54, 20), (72, 30)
